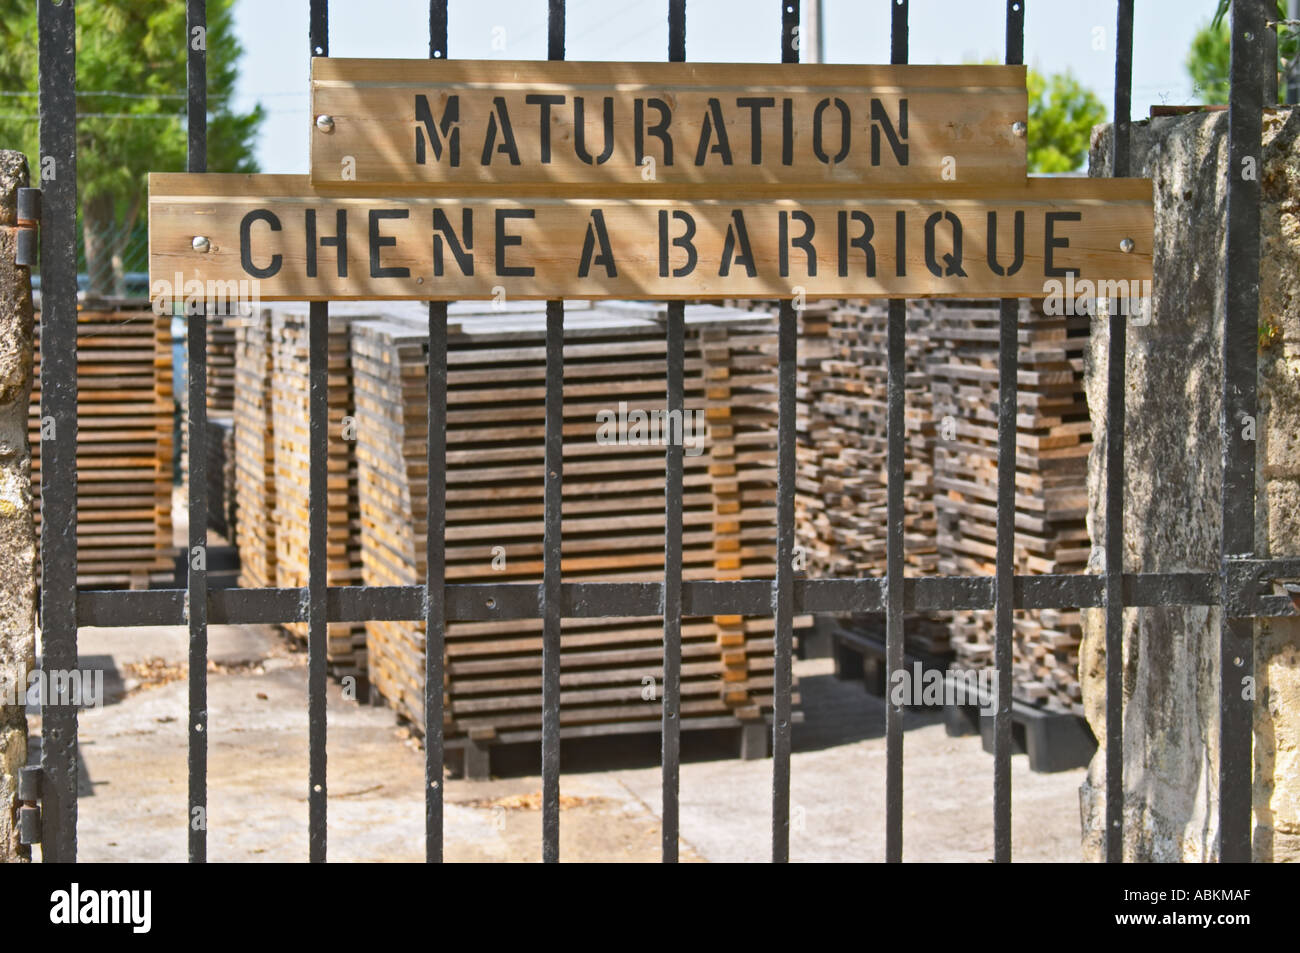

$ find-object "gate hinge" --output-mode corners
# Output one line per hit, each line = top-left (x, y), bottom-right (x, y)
(1224, 556), (1300, 618)
(17, 764), (41, 847)
(14, 187), (40, 268)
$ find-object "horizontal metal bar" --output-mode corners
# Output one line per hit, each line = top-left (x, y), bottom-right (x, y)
(75, 569), (1277, 629)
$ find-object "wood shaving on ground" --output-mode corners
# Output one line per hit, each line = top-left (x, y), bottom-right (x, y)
(122, 657), (267, 695)
(455, 792), (606, 812)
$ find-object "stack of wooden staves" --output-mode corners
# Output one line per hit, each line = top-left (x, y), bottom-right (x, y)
(814, 301), (941, 576)
(815, 300), (949, 655)
(233, 310), (277, 588)
(729, 299), (836, 582)
(203, 314), (239, 539)
(930, 300), (1090, 714)
(205, 315), (237, 411)
(777, 298), (1090, 710)
(180, 314), (239, 541)
(266, 304), (367, 678)
(348, 301), (800, 754)
(746, 299), (949, 657)
(205, 417), (237, 540)
(792, 302), (834, 576)
(180, 315), (236, 479)
(29, 303), (175, 587)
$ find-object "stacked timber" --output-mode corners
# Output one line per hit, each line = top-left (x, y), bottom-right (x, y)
(206, 416), (237, 540)
(206, 315), (237, 412)
(753, 298), (949, 656)
(267, 304), (367, 676)
(727, 299), (836, 579)
(199, 316), (239, 541)
(29, 304), (175, 588)
(930, 299), (1089, 714)
(350, 301), (800, 744)
(233, 309), (277, 588)
(822, 301), (949, 655)
(180, 314), (238, 486)
(792, 303), (835, 577)
(813, 300), (941, 578)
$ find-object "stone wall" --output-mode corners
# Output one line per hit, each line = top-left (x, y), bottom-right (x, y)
(0, 150), (36, 863)
(1081, 109), (1300, 862)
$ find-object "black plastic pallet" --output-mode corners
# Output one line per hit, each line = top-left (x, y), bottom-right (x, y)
(943, 673), (1097, 773)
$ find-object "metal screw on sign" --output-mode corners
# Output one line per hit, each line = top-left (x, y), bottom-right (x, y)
(1119, 238), (1135, 253)
(1011, 121), (1027, 138)
(192, 236), (211, 253)
(316, 114), (335, 133)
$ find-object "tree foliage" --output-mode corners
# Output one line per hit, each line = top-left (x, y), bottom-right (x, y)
(1188, 1), (1299, 105)
(1027, 68), (1107, 173)
(0, 0), (263, 294)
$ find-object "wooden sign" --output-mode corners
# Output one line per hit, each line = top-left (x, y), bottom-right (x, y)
(308, 60), (1028, 193)
(149, 173), (1151, 301)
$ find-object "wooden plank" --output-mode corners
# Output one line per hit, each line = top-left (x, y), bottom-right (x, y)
(343, 303), (796, 738)
(29, 306), (175, 588)
(149, 173), (1153, 301)
(309, 59), (1028, 192)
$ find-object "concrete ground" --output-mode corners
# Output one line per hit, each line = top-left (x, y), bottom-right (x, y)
(37, 624), (1087, 862)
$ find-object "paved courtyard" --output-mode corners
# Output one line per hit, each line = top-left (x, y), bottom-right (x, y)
(40, 623), (1087, 862)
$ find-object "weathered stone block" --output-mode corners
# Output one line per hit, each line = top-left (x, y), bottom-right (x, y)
(1083, 109), (1300, 862)
(0, 149), (33, 863)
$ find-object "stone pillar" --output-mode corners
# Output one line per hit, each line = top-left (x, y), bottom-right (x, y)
(1081, 109), (1300, 861)
(0, 150), (37, 862)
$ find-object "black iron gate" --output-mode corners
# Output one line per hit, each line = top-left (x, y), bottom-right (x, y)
(27, 0), (1293, 863)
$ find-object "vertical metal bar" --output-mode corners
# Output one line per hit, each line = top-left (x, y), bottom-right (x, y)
(772, 301), (796, 864)
(1103, 0), (1134, 864)
(186, 313), (208, 864)
(540, 0), (566, 867)
(781, 0), (799, 63)
(307, 0), (329, 864)
(1113, 0), (1133, 179)
(310, 0), (328, 56)
(993, 298), (1016, 864)
(548, 0), (566, 61)
(187, 0), (207, 176)
(890, 0), (908, 66)
(661, 0), (686, 865)
(1288, 0), (1300, 105)
(662, 300), (684, 864)
(992, 0), (1024, 866)
(884, 0), (908, 866)
(542, 297), (563, 864)
(1005, 1), (1024, 70)
(430, 0), (448, 60)
(185, 0), (210, 866)
(1264, 9), (1279, 106)
(1220, 0), (1265, 864)
(770, 0), (799, 867)
(424, 0), (449, 865)
(37, 0), (78, 865)
(425, 306), (446, 863)
(668, 0), (686, 63)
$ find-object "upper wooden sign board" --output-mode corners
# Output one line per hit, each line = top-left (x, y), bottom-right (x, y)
(149, 173), (1152, 301)
(308, 59), (1028, 194)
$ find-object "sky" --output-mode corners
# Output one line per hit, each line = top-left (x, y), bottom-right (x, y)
(230, 0), (1218, 175)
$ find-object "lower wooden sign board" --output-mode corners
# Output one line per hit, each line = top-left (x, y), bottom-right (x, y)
(149, 173), (1152, 301)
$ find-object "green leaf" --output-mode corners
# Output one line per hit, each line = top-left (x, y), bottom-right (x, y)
(0, 0), (263, 295)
